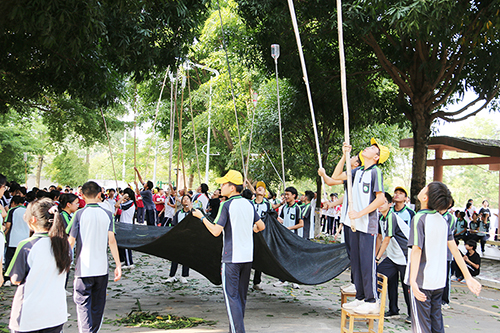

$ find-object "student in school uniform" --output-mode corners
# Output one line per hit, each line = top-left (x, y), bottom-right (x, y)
(3, 196), (30, 286)
(166, 195), (193, 284)
(375, 192), (411, 322)
(405, 181), (481, 333)
(331, 138), (389, 315)
(246, 180), (272, 291)
(68, 181), (122, 333)
(193, 170), (265, 333)
(6, 198), (72, 333)
(59, 193), (80, 230)
(318, 153), (362, 294)
(277, 187), (304, 234)
(392, 186), (416, 227)
(300, 191), (315, 240)
(192, 183), (210, 213)
(115, 188), (136, 269)
(134, 167), (156, 226)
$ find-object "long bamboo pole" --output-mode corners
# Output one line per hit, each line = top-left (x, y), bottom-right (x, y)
(336, 0), (355, 231)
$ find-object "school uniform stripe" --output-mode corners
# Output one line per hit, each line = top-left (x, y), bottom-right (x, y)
(5, 235), (40, 276)
(221, 263), (236, 333)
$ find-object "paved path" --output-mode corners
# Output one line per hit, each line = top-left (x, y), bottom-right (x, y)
(1, 252), (500, 332)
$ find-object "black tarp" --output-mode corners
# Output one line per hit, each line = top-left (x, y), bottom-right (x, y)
(115, 210), (350, 285)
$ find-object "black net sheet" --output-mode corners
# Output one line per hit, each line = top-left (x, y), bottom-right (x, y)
(115, 210), (350, 285)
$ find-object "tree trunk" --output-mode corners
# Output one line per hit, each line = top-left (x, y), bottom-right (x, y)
(35, 155), (44, 188)
(188, 173), (194, 189)
(410, 103), (431, 210)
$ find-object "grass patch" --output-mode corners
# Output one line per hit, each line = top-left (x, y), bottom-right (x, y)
(115, 311), (215, 329)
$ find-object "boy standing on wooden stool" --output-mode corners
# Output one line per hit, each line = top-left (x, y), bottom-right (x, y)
(405, 181), (481, 333)
(333, 138), (389, 315)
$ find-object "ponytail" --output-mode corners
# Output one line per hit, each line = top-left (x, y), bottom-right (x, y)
(26, 198), (71, 274)
(49, 211), (72, 274)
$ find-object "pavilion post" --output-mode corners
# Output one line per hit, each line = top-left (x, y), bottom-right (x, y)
(434, 148), (444, 182)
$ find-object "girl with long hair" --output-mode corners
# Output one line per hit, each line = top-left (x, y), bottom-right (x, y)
(6, 198), (71, 332)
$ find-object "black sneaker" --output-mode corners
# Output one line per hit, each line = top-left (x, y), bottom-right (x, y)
(384, 311), (399, 318)
(405, 316), (412, 324)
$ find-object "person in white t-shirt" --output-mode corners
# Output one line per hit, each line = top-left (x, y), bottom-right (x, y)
(7, 198), (71, 332)
(115, 188), (136, 269)
(69, 181), (121, 333)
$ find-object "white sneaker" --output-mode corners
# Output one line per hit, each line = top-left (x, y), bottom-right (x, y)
(442, 303), (451, 310)
(179, 276), (188, 284)
(66, 290), (72, 297)
(291, 283), (300, 289)
(123, 264), (135, 270)
(342, 299), (364, 310)
(341, 283), (356, 293)
(4, 281), (11, 287)
(353, 301), (380, 314)
(166, 276), (177, 283)
(273, 281), (289, 287)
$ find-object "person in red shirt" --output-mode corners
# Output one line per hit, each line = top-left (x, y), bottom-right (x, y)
(153, 188), (166, 226)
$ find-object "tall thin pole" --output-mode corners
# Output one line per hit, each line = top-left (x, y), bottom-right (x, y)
(272, 44), (286, 192)
(122, 131), (126, 181)
(336, 0), (355, 231)
(169, 71), (178, 186)
(244, 92), (258, 181)
(133, 83), (138, 183)
(205, 80), (212, 184)
(216, 0), (247, 180)
(262, 149), (284, 184)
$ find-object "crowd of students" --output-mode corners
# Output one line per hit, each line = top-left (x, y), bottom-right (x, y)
(0, 135), (494, 333)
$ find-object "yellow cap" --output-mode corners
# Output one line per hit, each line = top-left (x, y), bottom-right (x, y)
(215, 170), (244, 185)
(394, 186), (409, 197)
(256, 181), (266, 190)
(358, 152), (364, 166)
(371, 138), (390, 164)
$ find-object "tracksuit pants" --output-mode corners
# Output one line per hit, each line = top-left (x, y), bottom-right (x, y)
(221, 262), (252, 333)
(377, 257), (410, 315)
(441, 261), (451, 305)
(350, 231), (377, 303)
(118, 247), (134, 266)
(169, 262), (189, 277)
(145, 209), (157, 226)
(74, 274), (108, 333)
(411, 288), (445, 333)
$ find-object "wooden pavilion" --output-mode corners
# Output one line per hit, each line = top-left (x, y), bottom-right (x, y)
(400, 136), (500, 208)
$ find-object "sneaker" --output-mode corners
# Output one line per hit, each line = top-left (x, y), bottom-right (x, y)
(291, 283), (300, 289)
(253, 284), (263, 291)
(166, 276), (177, 283)
(384, 311), (400, 318)
(405, 315), (412, 324)
(341, 283), (356, 293)
(65, 290), (72, 297)
(123, 264), (135, 270)
(273, 281), (289, 287)
(441, 303), (451, 310)
(353, 301), (380, 315)
(4, 281), (11, 287)
(342, 299), (364, 310)
(179, 276), (188, 284)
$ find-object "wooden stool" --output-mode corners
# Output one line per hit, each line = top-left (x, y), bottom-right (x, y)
(340, 288), (356, 307)
(340, 273), (388, 333)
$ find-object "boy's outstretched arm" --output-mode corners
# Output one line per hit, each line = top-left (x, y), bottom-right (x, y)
(409, 245), (427, 302)
(448, 240), (481, 296)
(108, 231), (122, 282)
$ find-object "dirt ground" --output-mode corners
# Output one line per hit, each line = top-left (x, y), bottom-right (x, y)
(1, 253), (499, 332)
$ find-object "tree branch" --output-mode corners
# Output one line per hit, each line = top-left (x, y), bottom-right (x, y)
(362, 33), (413, 99)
